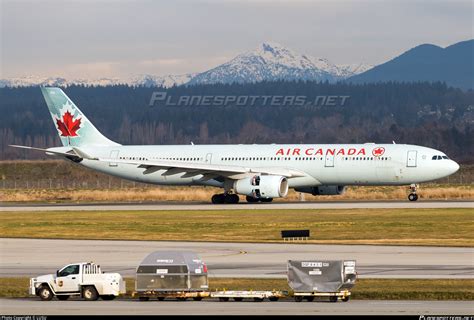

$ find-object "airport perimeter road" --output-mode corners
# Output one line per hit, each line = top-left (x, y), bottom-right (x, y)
(1, 238), (472, 279)
(0, 201), (473, 211)
(1, 298), (473, 315)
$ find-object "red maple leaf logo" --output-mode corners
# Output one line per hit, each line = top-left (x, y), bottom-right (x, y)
(372, 147), (385, 157)
(56, 111), (81, 137)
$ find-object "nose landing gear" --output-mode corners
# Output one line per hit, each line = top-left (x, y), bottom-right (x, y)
(408, 184), (419, 201)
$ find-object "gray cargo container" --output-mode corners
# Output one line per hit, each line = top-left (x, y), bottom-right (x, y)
(287, 260), (356, 302)
(135, 251), (209, 299)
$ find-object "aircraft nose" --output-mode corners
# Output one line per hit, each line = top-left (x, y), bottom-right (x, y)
(449, 160), (460, 174)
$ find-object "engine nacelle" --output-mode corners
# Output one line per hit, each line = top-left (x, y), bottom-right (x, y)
(295, 185), (346, 196)
(234, 175), (289, 198)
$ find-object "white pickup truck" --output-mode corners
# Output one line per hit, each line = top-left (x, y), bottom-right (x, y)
(29, 262), (126, 301)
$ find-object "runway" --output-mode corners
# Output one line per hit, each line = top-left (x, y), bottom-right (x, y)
(0, 200), (472, 211)
(1, 238), (472, 279)
(1, 298), (473, 315)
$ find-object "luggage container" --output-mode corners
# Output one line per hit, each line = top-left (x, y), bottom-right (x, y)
(287, 260), (356, 302)
(135, 251), (209, 301)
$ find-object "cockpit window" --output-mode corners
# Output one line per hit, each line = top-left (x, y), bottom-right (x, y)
(442, 156), (449, 159)
(432, 155), (447, 160)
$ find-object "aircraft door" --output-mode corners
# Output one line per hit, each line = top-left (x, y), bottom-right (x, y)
(325, 154), (334, 167)
(109, 150), (119, 167)
(406, 150), (417, 167)
(205, 153), (212, 164)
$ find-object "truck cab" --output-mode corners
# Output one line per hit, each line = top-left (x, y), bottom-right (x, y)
(30, 262), (126, 301)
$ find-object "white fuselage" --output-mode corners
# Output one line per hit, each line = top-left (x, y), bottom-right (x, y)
(76, 143), (459, 189)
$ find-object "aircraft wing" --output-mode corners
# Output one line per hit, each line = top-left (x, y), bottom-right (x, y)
(96, 157), (307, 180)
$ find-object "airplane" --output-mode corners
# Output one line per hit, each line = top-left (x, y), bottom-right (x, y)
(10, 87), (460, 203)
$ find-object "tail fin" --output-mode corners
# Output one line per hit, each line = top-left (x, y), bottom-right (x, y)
(41, 87), (119, 147)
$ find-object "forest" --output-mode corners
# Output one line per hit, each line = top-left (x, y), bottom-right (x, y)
(1, 81), (473, 162)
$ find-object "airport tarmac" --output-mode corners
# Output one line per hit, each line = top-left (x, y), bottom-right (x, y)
(1, 238), (472, 279)
(0, 200), (473, 211)
(1, 298), (473, 315)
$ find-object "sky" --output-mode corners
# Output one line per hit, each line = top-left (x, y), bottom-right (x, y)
(1, 0), (472, 79)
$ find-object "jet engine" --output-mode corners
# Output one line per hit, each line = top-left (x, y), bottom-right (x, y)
(234, 175), (289, 198)
(295, 185), (346, 196)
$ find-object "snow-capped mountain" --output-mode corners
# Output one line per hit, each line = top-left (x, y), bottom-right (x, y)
(0, 74), (196, 88)
(187, 42), (372, 85)
(0, 42), (372, 88)
(0, 76), (126, 88)
(129, 73), (196, 87)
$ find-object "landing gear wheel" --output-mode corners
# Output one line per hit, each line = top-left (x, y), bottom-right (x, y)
(224, 194), (240, 204)
(38, 286), (53, 301)
(246, 196), (259, 203)
(408, 184), (419, 201)
(57, 295), (70, 301)
(211, 194), (225, 204)
(260, 197), (273, 203)
(83, 286), (99, 301)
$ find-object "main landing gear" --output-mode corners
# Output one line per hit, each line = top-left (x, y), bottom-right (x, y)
(408, 184), (419, 201)
(246, 196), (273, 203)
(210, 194), (274, 204)
(211, 193), (239, 204)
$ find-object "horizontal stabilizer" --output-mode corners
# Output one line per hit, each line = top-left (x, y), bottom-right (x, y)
(9, 145), (82, 159)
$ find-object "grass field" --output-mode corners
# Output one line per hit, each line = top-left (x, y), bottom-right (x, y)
(1, 277), (472, 300)
(1, 208), (472, 246)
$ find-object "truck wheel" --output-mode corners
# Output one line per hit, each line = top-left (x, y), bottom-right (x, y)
(233, 298), (243, 302)
(57, 295), (70, 301)
(138, 297), (150, 301)
(192, 297), (202, 301)
(219, 297), (229, 302)
(342, 296), (350, 302)
(305, 296), (315, 302)
(294, 296), (303, 302)
(253, 297), (264, 302)
(83, 286), (99, 301)
(101, 295), (116, 301)
(329, 296), (338, 303)
(269, 297), (279, 302)
(38, 286), (53, 301)
(157, 297), (165, 301)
